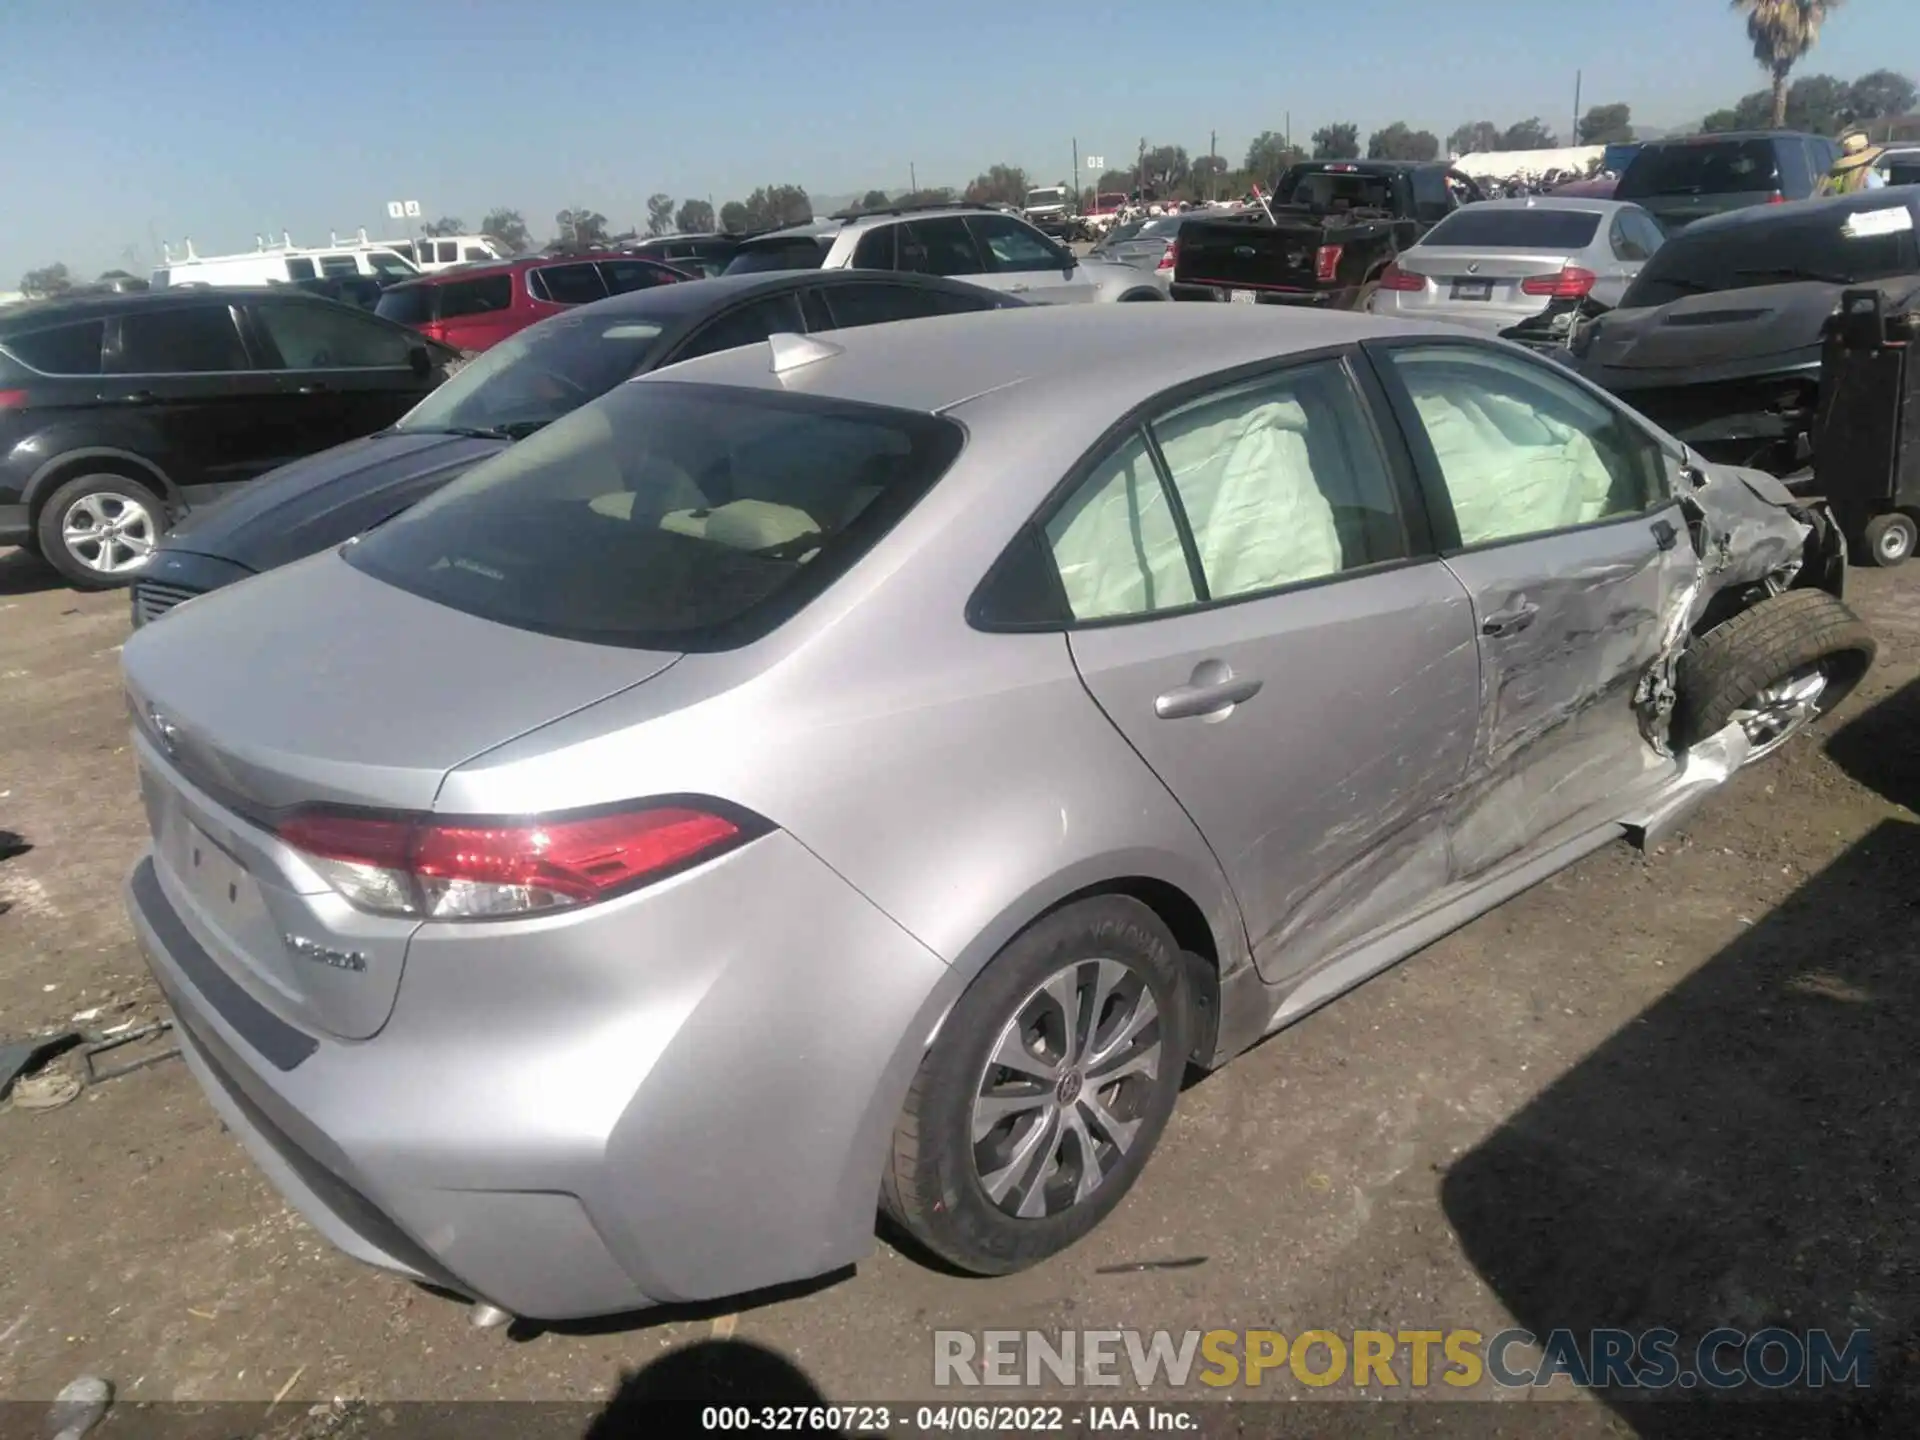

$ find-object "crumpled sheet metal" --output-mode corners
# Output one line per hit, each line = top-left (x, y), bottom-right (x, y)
(1634, 464), (1811, 756)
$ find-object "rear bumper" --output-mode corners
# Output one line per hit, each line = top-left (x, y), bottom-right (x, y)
(1170, 282), (1357, 308)
(0, 502), (28, 546)
(126, 826), (956, 1319)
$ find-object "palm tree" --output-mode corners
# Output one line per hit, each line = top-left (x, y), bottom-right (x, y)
(1733, 0), (1844, 127)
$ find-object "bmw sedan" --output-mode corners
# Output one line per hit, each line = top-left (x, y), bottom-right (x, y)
(122, 305), (1871, 1320)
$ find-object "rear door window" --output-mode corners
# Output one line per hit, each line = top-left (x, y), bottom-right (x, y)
(598, 260), (679, 295)
(343, 383), (965, 651)
(108, 306), (249, 373)
(375, 285), (436, 326)
(252, 301), (413, 368)
(319, 254), (361, 277)
(898, 218), (985, 276)
(286, 257), (317, 280)
(530, 263), (610, 304)
(1609, 214), (1647, 262)
(5, 320), (107, 375)
(463, 245), (493, 262)
(1619, 140), (1781, 198)
(671, 293), (806, 362)
(851, 226), (896, 268)
(436, 274), (515, 320)
(819, 282), (997, 327)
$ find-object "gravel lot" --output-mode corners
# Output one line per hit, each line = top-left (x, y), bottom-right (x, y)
(2, 545), (1916, 1435)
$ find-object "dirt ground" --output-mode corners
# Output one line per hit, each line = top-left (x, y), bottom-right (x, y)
(2, 544), (1917, 1435)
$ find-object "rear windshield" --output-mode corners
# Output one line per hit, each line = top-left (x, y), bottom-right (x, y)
(1618, 140), (1781, 199)
(1275, 166), (1396, 212)
(724, 238), (831, 274)
(1421, 207), (1602, 250)
(347, 382), (965, 650)
(1621, 201), (1920, 309)
(396, 311), (669, 439)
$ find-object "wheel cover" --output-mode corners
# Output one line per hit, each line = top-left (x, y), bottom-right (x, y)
(60, 491), (156, 575)
(1730, 664), (1830, 761)
(1877, 521), (1914, 562)
(970, 957), (1164, 1220)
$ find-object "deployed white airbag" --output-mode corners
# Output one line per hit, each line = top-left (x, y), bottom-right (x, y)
(1047, 437), (1195, 621)
(1406, 381), (1614, 544)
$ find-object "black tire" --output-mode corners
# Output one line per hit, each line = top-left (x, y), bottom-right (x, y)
(1860, 512), (1917, 568)
(34, 472), (165, 590)
(1672, 590), (1876, 753)
(881, 896), (1191, 1275)
(1118, 288), (1165, 302)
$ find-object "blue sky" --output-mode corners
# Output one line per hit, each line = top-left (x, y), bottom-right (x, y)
(0, 0), (1912, 281)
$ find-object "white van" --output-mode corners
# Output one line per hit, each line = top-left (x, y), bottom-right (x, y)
(383, 235), (507, 272)
(150, 232), (420, 289)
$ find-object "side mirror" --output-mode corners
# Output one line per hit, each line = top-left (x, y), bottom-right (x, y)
(408, 344), (432, 378)
(1062, 251), (1078, 275)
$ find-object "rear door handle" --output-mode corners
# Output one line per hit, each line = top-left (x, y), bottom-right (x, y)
(297, 382), (332, 395)
(1154, 664), (1263, 720)
(1481, 602), (1540, 638)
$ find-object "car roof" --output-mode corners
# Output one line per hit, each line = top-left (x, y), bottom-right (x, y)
(0, 286), (348, 331)
(485, 268), (1004, 325)
(641, 303), (1436, 418)
(1637, 130), (1823, 146)
(384, 251), (673, 288)
(1665, 187), (1920, 240)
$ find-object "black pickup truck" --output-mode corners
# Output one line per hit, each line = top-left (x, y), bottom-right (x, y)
(1172, 160), (1485, 307)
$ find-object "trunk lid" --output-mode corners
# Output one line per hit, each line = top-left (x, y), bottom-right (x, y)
(1395, 248), (1577, 315)
(123, 553), (679, 1042)
(1174, 215), (1330, 290)
(1581, 283), (1838, 375)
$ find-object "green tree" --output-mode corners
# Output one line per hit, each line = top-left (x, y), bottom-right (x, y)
(480, 207), (531, 254)
(1243, 130), (1303, 185)
(1785, 73), (1852, 132)
(731, 185), (812, 230)
(897, 187), (956, 207)
(964, 164), (1030, 207)
(1191, 154), (1230, 198)
(19, 263), (72, 298)
(1367, 122), (1440, 160)
(1577, 103), (1635, 144)
(1734, 0), (1845, 129)
(859, 189), (892, 210)
(554, 208), (610, 248)
(1501, 117), (1558, 150)
(1448, 120), (1503, 156)
(422, 216), (466, 237)
(1849, 68), (1918, 122)
(1138, 145), (1190, 193)
(1311, 123), (1361, 160)
(719, 200), (751, 232)
(645, 193), (676, 237)
(675, 199), (716, 233)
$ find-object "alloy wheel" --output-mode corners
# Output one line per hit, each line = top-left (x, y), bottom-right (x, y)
(1730, 664), (1830, 761)
(971, 957), (1164, 1220)
(60, 492), (156, 576)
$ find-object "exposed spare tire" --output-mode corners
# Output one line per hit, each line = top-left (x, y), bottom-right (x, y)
(1672, 590), (1877, 758)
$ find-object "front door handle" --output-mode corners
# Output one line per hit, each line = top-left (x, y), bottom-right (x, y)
(1155, 661), (1263, 720)
(1481, 601), (1540, 638)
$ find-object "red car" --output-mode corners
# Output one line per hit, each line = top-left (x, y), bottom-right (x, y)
(374, 252), (691, 352)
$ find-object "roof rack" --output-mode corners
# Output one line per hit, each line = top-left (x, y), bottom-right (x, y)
(827, 200), (993, 222)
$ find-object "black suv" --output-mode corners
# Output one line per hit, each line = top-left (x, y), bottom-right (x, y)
(1616, 132), (1840, 232)
(0, 289), (453, 587)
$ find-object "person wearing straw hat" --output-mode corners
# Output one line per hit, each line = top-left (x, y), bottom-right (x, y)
(1824, 130), (1889, 195)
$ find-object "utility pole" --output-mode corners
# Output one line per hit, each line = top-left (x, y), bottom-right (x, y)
(1072, 137), (1080, 206)
(1285, 111), (1292, 155)
(910, 162), (917, 195)
(1573, 70), (1583, 146)
(1137, 137), (1146, 204)
(1209, 129), (1217, 202)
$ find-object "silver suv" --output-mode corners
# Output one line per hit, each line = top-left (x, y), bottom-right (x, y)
(724, 204), (1167, 302)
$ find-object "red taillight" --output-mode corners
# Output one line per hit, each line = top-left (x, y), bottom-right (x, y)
(0, 389), (28, 410)
(1316, 244), (1344, 283)
(1768, 191), (1787, 204)
(1377, 262), (1425, 292)
(1520, 267), (1598, 299)
(277, 802), (754, 919)
(1157, 240), (1177, 272)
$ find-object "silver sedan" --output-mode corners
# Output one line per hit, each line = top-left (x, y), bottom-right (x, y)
(1368, 197), (1667, 339)
(123, 305), (1870, 1321)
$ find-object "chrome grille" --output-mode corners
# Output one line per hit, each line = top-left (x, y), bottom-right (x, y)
(131, 580), (200, 627)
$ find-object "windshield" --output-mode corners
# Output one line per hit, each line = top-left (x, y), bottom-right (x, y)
(1097, 220), (1147, 248)
(1621, 202), (1920, 308)
(366, 249), (420, 279)
(348, 382), (965, 651)
(724, 237), (829, 274)
(1026, 189), (1067, 207)
(1137, 217), (1184, 239)
(1619, 140), (1780, 198)
(1421, 207), (1602, 250)
(395, 310), (669, 438)
(1275, 166), (1396, 212)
